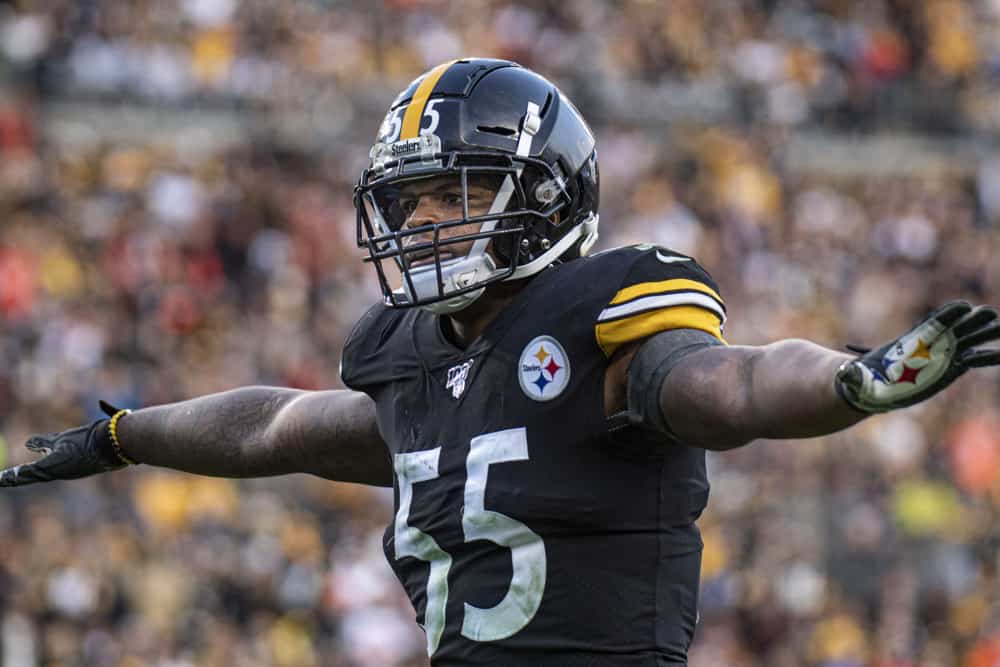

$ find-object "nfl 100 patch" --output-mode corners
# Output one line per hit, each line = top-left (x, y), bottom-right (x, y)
(445, 359), (474, 399)
(518, 335), (571, 401)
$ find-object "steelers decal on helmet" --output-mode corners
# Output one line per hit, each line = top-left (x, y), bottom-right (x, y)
(518, 335), (571, 401)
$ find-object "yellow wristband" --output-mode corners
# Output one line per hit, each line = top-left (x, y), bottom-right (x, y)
(108, 409), (138, 465)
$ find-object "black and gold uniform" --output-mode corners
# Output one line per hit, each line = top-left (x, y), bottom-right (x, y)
(341, 244), (727, 666)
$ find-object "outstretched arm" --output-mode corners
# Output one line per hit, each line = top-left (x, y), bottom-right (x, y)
(661, 341), (859, 449)
(626, 301), (1000, 451)
(1, 387), (392, 487)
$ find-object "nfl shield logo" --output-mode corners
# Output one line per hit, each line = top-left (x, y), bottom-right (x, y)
(446, 360), (474, 399)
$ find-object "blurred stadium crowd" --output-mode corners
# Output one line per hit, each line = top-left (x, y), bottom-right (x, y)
(0, 0), (999, 665)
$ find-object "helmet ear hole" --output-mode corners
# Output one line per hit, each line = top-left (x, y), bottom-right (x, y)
(492, 218), (528, 266)
(508, 212), (560, 264)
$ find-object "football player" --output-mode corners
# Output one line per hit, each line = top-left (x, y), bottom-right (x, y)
(4, 59), (999, 666)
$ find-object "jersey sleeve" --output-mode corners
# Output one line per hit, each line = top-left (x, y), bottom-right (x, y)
(594, 246), (727, 358)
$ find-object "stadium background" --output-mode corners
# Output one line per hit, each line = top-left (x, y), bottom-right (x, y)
(0, 0), (999, 665)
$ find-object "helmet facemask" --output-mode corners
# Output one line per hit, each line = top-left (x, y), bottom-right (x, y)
(355, 151), (573, 314)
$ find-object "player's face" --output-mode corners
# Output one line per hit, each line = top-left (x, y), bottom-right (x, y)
(396, 175), (501, 265)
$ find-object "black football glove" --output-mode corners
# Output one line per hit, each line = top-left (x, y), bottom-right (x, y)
(836, 301), (1000, 414)
(0, 401), (134, 487)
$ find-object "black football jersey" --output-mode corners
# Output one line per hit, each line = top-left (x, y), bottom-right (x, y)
(340, 245), (727, 666)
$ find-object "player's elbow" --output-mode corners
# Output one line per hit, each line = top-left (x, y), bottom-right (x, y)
(671, 411), (754, 451)
(699, 433), (753, 451)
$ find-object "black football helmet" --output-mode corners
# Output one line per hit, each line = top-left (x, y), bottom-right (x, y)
(355, 58), (600, 314)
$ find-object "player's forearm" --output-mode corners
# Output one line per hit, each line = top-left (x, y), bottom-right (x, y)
(114, 387), (311, 477)
(662, 340), (864, 449)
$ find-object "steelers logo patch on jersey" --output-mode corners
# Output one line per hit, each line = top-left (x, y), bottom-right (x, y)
(518, 335), (571, 401)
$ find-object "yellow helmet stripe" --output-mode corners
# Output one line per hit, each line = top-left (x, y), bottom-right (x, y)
(400, 60), (457, 140)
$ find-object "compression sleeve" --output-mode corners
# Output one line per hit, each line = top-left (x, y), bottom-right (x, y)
(627, 328), (723, 437)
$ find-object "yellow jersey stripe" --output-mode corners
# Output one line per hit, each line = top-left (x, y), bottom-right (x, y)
(610, 278), (723, 309)
(400, 61), (456, 140)
(595, 305), (726, 357)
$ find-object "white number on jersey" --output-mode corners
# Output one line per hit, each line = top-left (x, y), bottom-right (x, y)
(392, 427), (547, 656)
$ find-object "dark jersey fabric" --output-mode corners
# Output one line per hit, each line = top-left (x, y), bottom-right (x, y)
(340, 245), (724, 666)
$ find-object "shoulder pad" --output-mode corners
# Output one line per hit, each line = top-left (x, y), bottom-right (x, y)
(593, 244), (726, 357)
(340, 303), (406, 393)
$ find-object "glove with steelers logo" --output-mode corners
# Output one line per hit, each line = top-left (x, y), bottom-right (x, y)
(835, 301), (1000, 414)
